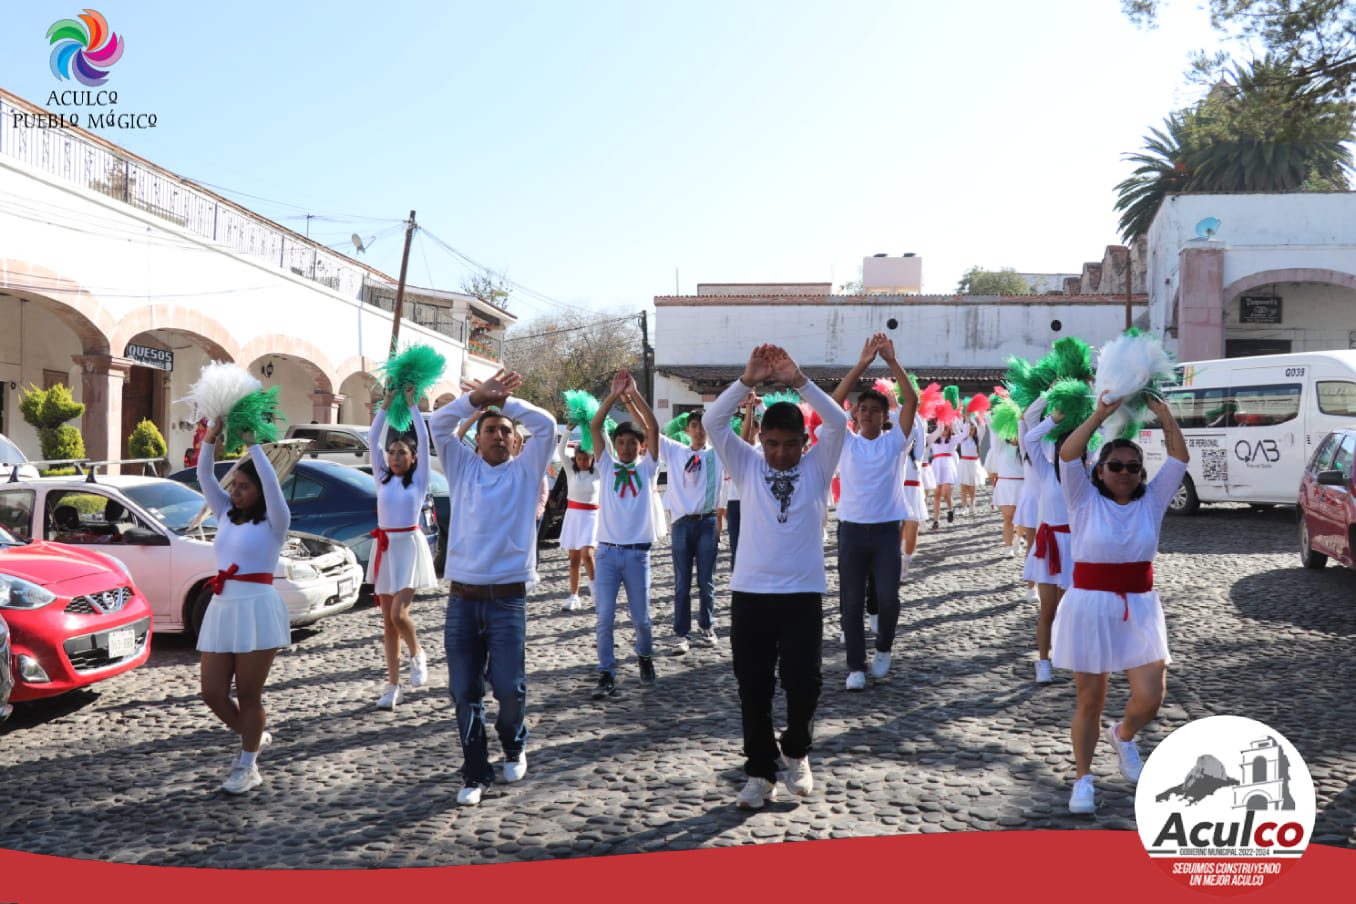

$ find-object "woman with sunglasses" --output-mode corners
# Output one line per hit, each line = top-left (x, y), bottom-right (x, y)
(1053, 392), (1188, 815)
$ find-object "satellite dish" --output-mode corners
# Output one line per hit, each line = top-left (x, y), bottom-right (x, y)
(1195, 217), (1221, 239)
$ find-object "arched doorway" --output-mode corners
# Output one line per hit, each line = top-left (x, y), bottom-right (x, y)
(246, 353), (334, 431)
(1223, 269), (1356, 357)
(1245, 794), (1270, 811)
(119, 328), (237, 468)
(338, 371), (379, 425)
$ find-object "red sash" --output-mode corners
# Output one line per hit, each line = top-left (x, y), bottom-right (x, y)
(567, 501), (599, 511)
(208, 564), (275, 596)
(904, 480), (921, 487)
(933, 452), (953, 459)
(370, 525), (419, 583)
(1073, 561), (1153, 621)
(960, 455), (979, 461)
(1033, 523), (1071, 575)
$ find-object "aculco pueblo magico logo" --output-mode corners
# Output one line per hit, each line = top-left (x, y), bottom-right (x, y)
(47, 9), (124, 86)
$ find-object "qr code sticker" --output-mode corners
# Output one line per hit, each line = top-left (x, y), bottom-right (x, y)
(1201, 448), (1228, 482)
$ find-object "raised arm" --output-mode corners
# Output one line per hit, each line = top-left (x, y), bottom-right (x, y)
(196, 425), (230, 517)
(764, 344), (847, 483)
(369, 391), (390, 481)
(879, 336), (917, 436)
(592, 371), (628, 462)
(1146, 394), (1189, 463)
(707, 375), (762, 484)
(831, 335), (881, 406)
(409, 387), (433, 495)
(619, 372), (660, 462)
(455, 408), (485, 441)
(502, 396), (557, 479)
(247, 440), (291, 540)
(1060, 392), (1114, 463)
(430, 393), (475, 477)
(739, 393), (758, 444)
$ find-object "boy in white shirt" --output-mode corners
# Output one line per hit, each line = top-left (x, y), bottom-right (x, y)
(660, 410), (724, 652)
(707, 344), (848, 809)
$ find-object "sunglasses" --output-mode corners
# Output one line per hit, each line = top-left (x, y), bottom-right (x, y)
(1103, 460), (1143, 474)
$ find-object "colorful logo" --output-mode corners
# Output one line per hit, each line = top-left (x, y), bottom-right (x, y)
(47, 9), (124, 86)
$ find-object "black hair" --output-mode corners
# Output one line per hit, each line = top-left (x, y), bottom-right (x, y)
(612, 421), (645, 442)
(571, 444), (596, 474)
(1091, 438), (1147, 501)
(685, 409), (705, 427)
(857, 389), (891, 412)
(1050, 433), (1085, 485)
(227, 459), (268, 525)
(381, 434), (418, 489)
(761, 401), (805, 436)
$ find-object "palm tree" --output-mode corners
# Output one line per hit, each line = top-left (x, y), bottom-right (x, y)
(1114, 113), (1195, 243)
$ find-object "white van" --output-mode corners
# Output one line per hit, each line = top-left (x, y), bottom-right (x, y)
(1140, 350), (1356, 514)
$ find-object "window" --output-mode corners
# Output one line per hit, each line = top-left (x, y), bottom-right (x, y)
(1164, 388), (1231, 429)
(287, 475), (325, 503)
(45, 491), (153, 545)
(325, 431), (365, 452)
(0, 489), (35, 541)
(1317, 381), (1356, 417)
(1310, 433), (1340, 472)
(1231, 384), (1301, 428)
(1332, 435), (1356, 480)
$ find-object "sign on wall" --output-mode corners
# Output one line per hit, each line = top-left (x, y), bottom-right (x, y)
(1239, 295), (1282, 324)
(124, 343), (173, 371)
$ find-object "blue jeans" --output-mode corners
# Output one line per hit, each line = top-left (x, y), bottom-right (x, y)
(837, 520), (903, 672)
(444, 591), (528, 786)
(671, 514), (717, 638)
(593, 543), (654, 673)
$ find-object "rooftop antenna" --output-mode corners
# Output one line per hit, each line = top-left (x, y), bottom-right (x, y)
(1194, 217), (1221, 240)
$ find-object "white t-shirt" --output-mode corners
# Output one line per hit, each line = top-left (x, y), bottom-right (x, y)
(836, 426), (913, 524)
(708, 378), (848, 595)
(660, 436), (723, 519)
(597, 451), (660, 545)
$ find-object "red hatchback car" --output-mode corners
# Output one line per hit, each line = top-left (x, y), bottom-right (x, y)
(1298, 427), (1356, 571)
(0, 525), (153, 702)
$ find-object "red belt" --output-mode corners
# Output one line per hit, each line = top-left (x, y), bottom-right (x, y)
(208, 564), (275, 596)
(1033, 523), (1071, 575)
(960, 455), (978, 460)
(567, 501), (599, 511)
(933, 453), (952, 458)
(904, 480), (920, 487)
(370, 525), (419, 583)
(1073, 561), (1153, 621)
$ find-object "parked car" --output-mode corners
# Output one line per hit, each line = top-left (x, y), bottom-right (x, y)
(170, 458), (437, 582)
(0, 433), (39, 482)
(287, 417), (448, 476)
(357, 465), (447, 576)
(0, 524), (153, 702)
(1297, 426), (1356, 571)
(0, 469), (363, 639)
(0, 612), (13, 720)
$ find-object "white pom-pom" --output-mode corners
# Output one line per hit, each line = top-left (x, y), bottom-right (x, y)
(1094, 333), (1175, 439)
(178, 362), (262, 421)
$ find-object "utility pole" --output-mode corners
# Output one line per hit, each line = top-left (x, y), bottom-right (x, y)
(639, 310), (654, 402)
(389, 210), (417, 356)
(1124, 248), (1134, 331)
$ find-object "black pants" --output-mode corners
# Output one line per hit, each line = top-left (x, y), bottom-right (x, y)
(727, 500), (742, 570)
(838, 520), (903, 672)
(730, 591), (823, 780)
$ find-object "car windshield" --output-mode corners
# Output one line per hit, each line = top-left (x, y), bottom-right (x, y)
(123, 482), (217, 534)
(0, 435), (26, 465)
(0, 525), (19, 546)
(311, 463), (375, 494)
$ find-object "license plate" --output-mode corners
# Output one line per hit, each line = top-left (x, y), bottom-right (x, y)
(338, 578), (354, 599)
(107, 627), (135, 659)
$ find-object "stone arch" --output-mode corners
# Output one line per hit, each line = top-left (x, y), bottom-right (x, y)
(111, 305), (240, 362)
(0, 260), (115, 354)
(241, 336), (337, 426)
(1223, 267), (1356, 305)
(239, 336), (336, 393)
(337, 369), (380, 424)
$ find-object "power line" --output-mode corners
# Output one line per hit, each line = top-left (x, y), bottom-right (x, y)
(503, 313), (639, 343)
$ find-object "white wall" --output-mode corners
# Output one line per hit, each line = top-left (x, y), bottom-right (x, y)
(1225, 282), (1356, 352)
(0, 296), (85, 457)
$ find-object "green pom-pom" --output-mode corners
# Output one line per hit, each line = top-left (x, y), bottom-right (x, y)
(730, 414), (744, 436)
(1043, 379), (1095, 441)
(988, 397), (1021, 442)
(563, 390), (601, 428)
(1004, 357), (1038, 410)
(762, 389), (801, 409)
(1123, 326), (1144, 339)
(893, 372), (921, 407)
(378, 345), (446, 432)
(1048, 336), (1094, 384)
(664, 412), (691, 446)
(225, 387), (283, 450)
(942, 385), (960, 410)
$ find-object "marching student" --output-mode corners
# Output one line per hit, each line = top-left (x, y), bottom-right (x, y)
(707, 344), (848, 809)
(900, 414), (928, 576)
(928, 422), (960, 527)
(830, 334), (917, 690)
(556, 430), (601, 612)
(1020, 398), (1074, 684)
(196, 421), (292, 795)
(1055, 393), (1188, 814)
(589, 370), (660, 699)
(429, 369), (557, 807)
(660, 410), (725, 652)
(985, 432), (1025, 557)
(956, 419), (984, 515)
(368, 385), (438, 711)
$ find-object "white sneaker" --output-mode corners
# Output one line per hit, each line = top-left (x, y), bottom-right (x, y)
(457, 783), (487, 806)
(1035, 659), (1053, 683)
(783, 756), (813, 797)
(221, 764), (262, 795)
(409, 651), (428, 688)
(503, 751), (528, 783)
(377, 684), (403, 710)
(1025, 586), (1039, 603)
(736, 776), (778, 809)
(1105, 722), (1144, 783)
(868, 614), (879, 634)
(671, 637), (690, 655)
(563, 595), (580, 611)
(845, 670), (866, 691)
(587, 581), (595, 599)
(869, 651), (891, 679)
(259, 731), (272, 749)
(1068, 775), (1096, 814)
(701, 627), (719, 647)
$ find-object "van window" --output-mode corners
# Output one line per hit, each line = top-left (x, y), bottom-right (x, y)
(1230, 384), (1300, 428)
(1164, 387), (1231, 429)
(1316, 381), (1356, 417)
(1309, 433), (1340, 472)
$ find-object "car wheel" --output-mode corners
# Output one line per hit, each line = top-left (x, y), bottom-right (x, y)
(187, 583), (213, 640)
(1167, 474), (1200, 516)
(1299, 518), (1328, 570)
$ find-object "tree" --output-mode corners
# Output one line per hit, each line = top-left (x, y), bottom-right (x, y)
(459, 270), (513, 311)
(1114, 112), (1195, 243)
(957, 266), (1032, 296)
(502, 310), (642, 418)
(837, 279), (864, 294)
(128, 419), (168, 460)
(18, 384), (86, 475)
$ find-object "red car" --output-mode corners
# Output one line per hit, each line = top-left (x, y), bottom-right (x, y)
(0, 525), (153, 702)
(1298, 427), (1356, 571)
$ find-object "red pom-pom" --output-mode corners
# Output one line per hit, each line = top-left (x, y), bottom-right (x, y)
(966, 394), (991, 415)
(993, 385), (1010, 398)
(935, 401), (959, 425)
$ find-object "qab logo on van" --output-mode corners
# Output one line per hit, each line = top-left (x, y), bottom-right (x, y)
(1135, 716), (1315, 894)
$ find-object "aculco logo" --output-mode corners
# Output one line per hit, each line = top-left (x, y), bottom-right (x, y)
(1151, 809), (1306, 851)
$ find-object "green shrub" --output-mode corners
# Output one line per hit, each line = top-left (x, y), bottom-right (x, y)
(19, 385), (88, 473)
(128, 418), (167, 460)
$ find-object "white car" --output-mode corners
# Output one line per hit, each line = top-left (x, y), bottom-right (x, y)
(0, 471), (363, 638)
(0, 433), (40, 482)
(286, 418), (447, 475)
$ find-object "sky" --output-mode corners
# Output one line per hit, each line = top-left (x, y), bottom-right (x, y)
(0, 0), (1228, 324)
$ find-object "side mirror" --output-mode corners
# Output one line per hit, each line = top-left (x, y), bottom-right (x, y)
(1316, 469), (1348, 487)
(123, 526), (171, 546)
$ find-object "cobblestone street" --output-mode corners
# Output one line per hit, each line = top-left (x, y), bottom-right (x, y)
(3, 499), (1353, 867)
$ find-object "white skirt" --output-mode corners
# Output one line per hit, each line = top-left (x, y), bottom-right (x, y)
(931, 455), (957, 486)
(366, 529), (439, 595)
(903, 482), (926, 523)
(956, 457), (983, 486)
(919, 462), (937, 491)
(1022, 527), (1073, 589)
(560, 506), (599, 551)
(650, 490), (668, 541)
(1015, 483), (1040, 529)
(994, 476), (1024, 508)
(197, 582), (290, 653)
(1051, 588), (1172, 673)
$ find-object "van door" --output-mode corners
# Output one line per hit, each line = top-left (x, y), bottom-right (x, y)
(1161, 386), (1232, 503)
(1224, 381), (1303, 504)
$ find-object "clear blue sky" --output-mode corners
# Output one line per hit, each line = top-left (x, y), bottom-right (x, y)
(2, 1), (1223, 322)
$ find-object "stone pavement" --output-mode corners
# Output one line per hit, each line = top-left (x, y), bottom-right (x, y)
(2, 499), (1353, 866)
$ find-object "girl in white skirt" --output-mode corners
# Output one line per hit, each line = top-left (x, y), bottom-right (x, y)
(368, 386), (438, 710)
(985, 435), (1024, 556)
(557, 431), (601, 611)
(1013, 442), (1041, 600)
(900, 416), (927, 575)
(955, 419), (984, 515)
(927, 423), (960, 527)
(1020, 399), (1075, 684)
(1055, 393), (1187, 814)
(197, 422), (292, 795)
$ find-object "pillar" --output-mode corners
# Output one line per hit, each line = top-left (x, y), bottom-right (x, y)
(1178, 245), (1225, 362)
(310, 390), (344, 424)
(73, 353), (133, 469)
